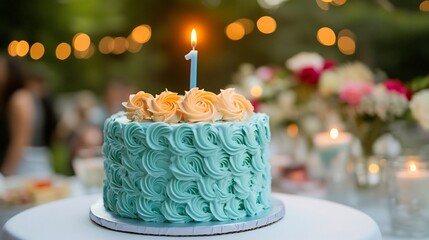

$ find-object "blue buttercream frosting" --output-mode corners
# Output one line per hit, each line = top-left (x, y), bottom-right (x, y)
(102, 112), (271, 223)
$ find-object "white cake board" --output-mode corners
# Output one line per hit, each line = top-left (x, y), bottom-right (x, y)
(89, 198), (285, 236)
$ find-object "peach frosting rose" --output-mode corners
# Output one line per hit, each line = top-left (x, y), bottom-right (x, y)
(217, 88), (254, 122)
(148, 89), (182, 123)
(122, 91), (154, 121)
(179, 88), (222, 122)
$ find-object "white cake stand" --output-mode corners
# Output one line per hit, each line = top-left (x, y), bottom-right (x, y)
(1, 193), (382, 240)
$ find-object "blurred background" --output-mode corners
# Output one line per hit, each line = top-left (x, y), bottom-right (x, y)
(2, 0), (429, 94)
(1, 1), (429, 237)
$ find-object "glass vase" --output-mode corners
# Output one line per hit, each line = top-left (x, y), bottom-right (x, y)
(353, 154), (386, 188)
(387, 156), (429, 237)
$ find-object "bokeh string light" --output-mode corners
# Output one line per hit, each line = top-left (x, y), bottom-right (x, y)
(130, 24), (151, 44)
(112, 37), (128, 54)
(98, 36), (115, 54)
(7, 40), (19, 57)
(337, 29), (356, 55)
(257, 16), (277, 34)
(225, 22), (245, 40)
(317, 27), (336, 46)
(73, 33), (91, 52)
(16, 41), (30, 57)
(420, 0), (429, 11)
(30, 42), (45, 60)
(56, 43), (72, 60)
(6, 23), (152, 60)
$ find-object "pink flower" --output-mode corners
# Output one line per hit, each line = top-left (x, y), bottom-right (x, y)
(384, 79), (412, 100)
(339, 82), (374, 105)
(297, 67), (320, 86)
(255, 66), (276, 82)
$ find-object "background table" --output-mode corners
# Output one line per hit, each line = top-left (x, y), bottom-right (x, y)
(1, 193), (381, 240)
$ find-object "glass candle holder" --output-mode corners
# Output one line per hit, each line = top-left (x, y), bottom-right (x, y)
(387, 156), (429, 237)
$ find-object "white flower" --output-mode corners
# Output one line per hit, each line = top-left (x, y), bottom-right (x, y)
(358, 85), (408, 121)
(319, 70), (342, 96)
(336, 62), (374, 83)
(318, 62), (374, 96)
(410, 89), (429, 130)
(285, 52), (324, 72)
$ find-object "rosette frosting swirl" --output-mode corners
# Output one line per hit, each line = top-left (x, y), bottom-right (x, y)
(148, 90), (182, 123)
(122, 123), (148, 152)
(136, 197), (166, 222)
(146, 123), (172, 150)
(116, 192), (137, 218)
(229, 152), (253, 175)
(105, 119), (124, 147)
(161, 199), (192, 223)
(192, 123), (219, 155)
(217, 88), (254, 122)
(224, 198), (247, 220)
(180, 88), (222, 122)
(139, 176), (169, 202)
(141, 150), (171, 178)
(170, 124), (196, 154)
(203, 150), (231, 180)
(217, 125), (246, 155)
(122, 91), (154, 121)
(170, 153), (206, 181)
(166, 179), (199, 203)
(185, 197), (214, 222)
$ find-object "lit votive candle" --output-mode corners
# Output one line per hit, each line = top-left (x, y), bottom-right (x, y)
(313, 128), (352, 169)
(313, 128), (352, 149)
(396, 157), (429, 205)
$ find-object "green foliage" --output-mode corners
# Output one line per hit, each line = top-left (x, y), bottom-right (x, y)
(1, 0), (428, 94)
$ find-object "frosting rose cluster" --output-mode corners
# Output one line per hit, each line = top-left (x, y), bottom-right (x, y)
(123, 88), (254, 123)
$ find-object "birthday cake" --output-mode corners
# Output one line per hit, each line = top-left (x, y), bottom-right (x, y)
(102, 88), (271, 223)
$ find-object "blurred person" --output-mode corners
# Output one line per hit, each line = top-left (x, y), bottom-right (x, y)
(56, 90), (103, 174)
(0, 56), (53, 177)
(104, 80), (137, 116)
(25, 69), (57, 149)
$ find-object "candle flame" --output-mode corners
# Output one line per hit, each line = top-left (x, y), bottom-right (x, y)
(409, 163), (417, 172)
(329, 128), (339, 140)
(368, 163), (380, 174)
(191, 29), (197, 49)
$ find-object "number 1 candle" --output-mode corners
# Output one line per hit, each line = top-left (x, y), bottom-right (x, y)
(185, 29), (198, 89)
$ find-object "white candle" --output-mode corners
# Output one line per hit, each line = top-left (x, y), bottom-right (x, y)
(313, 128), (352, 176)
(396, 159), (429, 205)
(313, 128), (352, 149)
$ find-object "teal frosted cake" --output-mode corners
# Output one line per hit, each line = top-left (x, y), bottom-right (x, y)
(102, 88), (271, 223)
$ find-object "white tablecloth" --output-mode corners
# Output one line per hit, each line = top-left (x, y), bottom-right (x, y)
(1, 193), (381, 240)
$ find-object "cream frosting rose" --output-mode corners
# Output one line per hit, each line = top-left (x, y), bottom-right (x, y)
(180, 88), (222, 122)
(122, 91), (154, 121)
(217, 88), (254, 122)
(148, 90), (182, 123)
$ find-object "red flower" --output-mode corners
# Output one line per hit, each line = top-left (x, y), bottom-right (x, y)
(250, 99), (261, 112)
(384, 79), (412, 100)
(322, 59), (336, 71)
(297, 67), (320, 86)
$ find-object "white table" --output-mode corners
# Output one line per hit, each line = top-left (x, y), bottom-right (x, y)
(1, 193), (381, 240)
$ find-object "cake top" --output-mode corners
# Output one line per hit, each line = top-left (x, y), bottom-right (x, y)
(122, 88), (254, 123)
